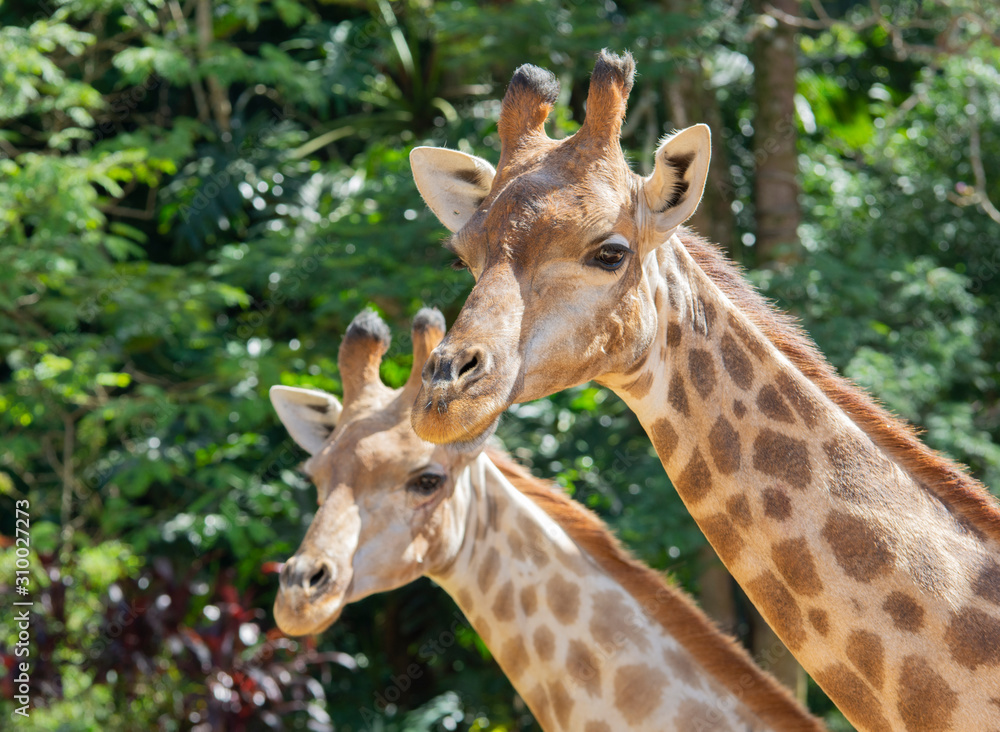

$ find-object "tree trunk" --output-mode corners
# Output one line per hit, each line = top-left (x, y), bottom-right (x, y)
(692, 79), (737, 254)
(750, 604), (808, 701)
(661, 69), (737, 251)
(752, 0), (801, 265)
(197, 0), (231, 132)
(697, 545), (738, 635)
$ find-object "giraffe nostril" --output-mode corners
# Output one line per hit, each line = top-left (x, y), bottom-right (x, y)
(455, 347), (487, 384)
(308, 566), (328, 590)
(423, 350), (445, 385)
(458, 353), (479, 378)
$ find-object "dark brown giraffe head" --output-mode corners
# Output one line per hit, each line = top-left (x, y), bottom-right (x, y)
(409, 50), (711, 447)
(270, 308), (472, 635)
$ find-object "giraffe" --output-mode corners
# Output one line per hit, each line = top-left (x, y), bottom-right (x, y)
(406, 50), (1000, 731)
(270, 307), (824, 732)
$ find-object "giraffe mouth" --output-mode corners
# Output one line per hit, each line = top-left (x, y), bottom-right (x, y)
(274, 573), (354, 637)
(439, 415), (500, 454)
(411, 383), (510, 448)
(274, 597), (345, 637)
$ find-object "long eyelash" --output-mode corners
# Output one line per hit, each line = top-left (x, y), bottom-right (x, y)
(450, 258), (469, 271)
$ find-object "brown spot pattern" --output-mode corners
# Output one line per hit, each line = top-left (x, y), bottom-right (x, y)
(745, 570), (806, 650)
(762, 487), (792, 521)
(688, 349), (717, 399)
(814, 663), (891, 732)
(624, 370), (654, 399)
(507, 530), (526, 562)
(585, 723), (611, 732)
(520, 586), (537, 617)
(457, 589), (473, 609)
(974, 559), (1000, 606)
(477, 547), (500, 593)
(822, 510), (895, 583)
(908, 547), (948, 596)
(700, 298), (716, 335)
(591, 591), (646, 650)
(708, 416), (741, 475)
(897, 655), (958, 732)
(668, 373), (690, 416)
(475, 509), (488, 542)
(808, 608), (830, 635)
(757, 383), (795, 423)
(771, 537), (823, 596)
(733, 399), (746, 418)
(823, 434), (890, 506)
(492, 581), (515, 622)
(727, 312), (767, 359)
(525, 686), (551, 730)
(622, 347), (650, 377)
(533, 625), (555, 661)
(665, 272), (679, 308)
(566, 640), (602, 698)
(753, 429), (813, 489)
(473, 616), (489, 644)
(590, 590), (646, 653)
(651, 417), (679, 463)
(499, 636), (529, 678)
(485, 491), (501, 531)
(548, 680), (574, 728)
(613, 664), (668, 724)
(726, 494), (752, 528)
(846, 630), (884, 690)
(674, 700), (733, 732)
(675, 448), (713, 504)
(882, 591), (924, 633)
(519, 517), (550, 568)
(945, 606), (1000, 669)
(701, 513), (744, 566)
(663, 648), (701, 689)
(666, 323), (682, 349)
(556, 545), (585, 577)
(775, 371), (819, 427)
(720, 333), (754, 390)
(546, 574), (581, 624)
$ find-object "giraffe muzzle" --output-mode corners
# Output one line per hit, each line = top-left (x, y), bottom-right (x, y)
(412, 339), (514, 448)
(411, 263), (525, 446)
(274, 553), (351, 636)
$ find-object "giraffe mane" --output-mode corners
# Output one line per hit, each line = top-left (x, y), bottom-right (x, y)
(485, 447), (824, 732)
(678, 227), (1000, 544)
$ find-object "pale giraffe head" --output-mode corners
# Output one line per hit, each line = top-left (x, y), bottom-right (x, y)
(409, 50), (711, 446)
(271, 309), (473, 636)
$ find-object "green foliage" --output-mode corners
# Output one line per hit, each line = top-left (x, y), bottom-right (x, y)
(0, 0), (998, 730)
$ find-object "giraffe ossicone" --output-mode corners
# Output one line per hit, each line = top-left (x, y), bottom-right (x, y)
(271, 308), (823, 731)
(409, 49), (1000, 731)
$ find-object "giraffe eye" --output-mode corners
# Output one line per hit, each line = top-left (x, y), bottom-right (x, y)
(593, 242), (630, 271)
(409, 473), (444, 496)
(450, 258), (469, 272)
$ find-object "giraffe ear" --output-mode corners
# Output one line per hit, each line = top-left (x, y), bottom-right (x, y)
(269, 386), (343, 455)
(410, 147), (496, 232)
(640, 124), (711, 248)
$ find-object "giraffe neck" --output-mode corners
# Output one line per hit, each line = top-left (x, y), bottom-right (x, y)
(605, 235), (1000, 731)
(429, 454), (787, 732)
